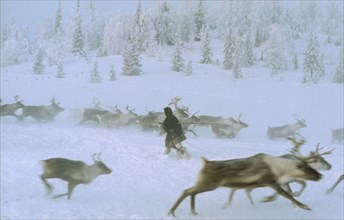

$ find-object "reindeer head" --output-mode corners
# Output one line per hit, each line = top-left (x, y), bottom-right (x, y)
(92, 153), (112, 175)
(306, 143), (334, 171)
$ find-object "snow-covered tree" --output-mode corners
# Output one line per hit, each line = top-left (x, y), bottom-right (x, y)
(233, 38), (243, 79)
(333, 49), (344, 84)
(86, 0), (104, 50)
(109, 64), (116, 81)
(264, 25), (287, 75)
(54, 1), (63, 33)
(303, 33), (324, 83)
(171, 27), (185, 72)
(185, 60), (193, 76)
(243, 34), (254, 67)
(33, 49), (45, 74)
(1, 17), (31, 66)
(194, 0), (206, 41)
(71, 0), (85, 56)
(154, 1), (175, 46)
(254, 27), (263, 47)
(200, 27), (212, 64)
(122, 36), (142, 76)
(56, 62), (65, 78)
(293, 53), (299, 69)
(89, 61), (101, 83)
(102, 16), (127, 55)
(223, 19), (236, 70)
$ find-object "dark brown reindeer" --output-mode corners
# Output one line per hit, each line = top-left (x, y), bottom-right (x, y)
(224, 137), (332, 207)
(0, 95), (25, 119)
(168, 153), (322, 217)
(40, 153), (112, 199)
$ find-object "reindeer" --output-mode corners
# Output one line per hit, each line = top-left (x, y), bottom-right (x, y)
(114, 106), (139, 126)
(211, 113), (248, 138)
(0, 95), (25, 119)
(168, 153), (322, 217)
(40, 153), (112, 199)
(331, 128), (344, 144)
(326, 174), (344, 194)
(138, 111), (165, 131)
(267, 117), (307, 139)
(224, 137), (333, 207)
(20, 97), (64, 122)
(96, 105), (124, 128)
(78, 100), (109, 125)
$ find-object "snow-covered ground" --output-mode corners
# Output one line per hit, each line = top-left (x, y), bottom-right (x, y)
(1, 45), (343, 219)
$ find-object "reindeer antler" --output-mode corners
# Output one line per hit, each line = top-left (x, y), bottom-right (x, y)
(311, 143), (335, 156)
(287, 137), (306, 155)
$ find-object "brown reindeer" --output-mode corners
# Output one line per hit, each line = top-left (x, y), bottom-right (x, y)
(168, 153), (322, 217)
(40, 153), (112, 199)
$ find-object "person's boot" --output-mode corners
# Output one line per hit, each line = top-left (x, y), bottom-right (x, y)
(164, 147), (171, 155)
(175, 143), (190, 159)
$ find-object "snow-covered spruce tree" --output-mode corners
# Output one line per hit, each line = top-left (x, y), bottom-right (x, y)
(200, 27), (213, 64)
(122, 36), (142, 76)
(56, 62), (65, 78)
(109, 64), (116, 81)
(154, 1), (175, 46)
(171, 27), (185, 72)
(223, 20), (236, 70)
(89, 61), (101, 83)
(233, 38), (243, 79)
(333, 49), (344, 84)
(254, 27), (263, 48)
(71, 0), (85, 56)
(1, 17), (31, 66)
(54, 1), (62, 34)
(33, 49), (45, 74)
(243, 34), (254, 67)
(86, 0), (104, 51)
(293, 53), (299, 69)
(264, 25), (287, 75)
(302, 32), (324, 83)
(194, 0), (206, 41)
(185, 60), (193, 76)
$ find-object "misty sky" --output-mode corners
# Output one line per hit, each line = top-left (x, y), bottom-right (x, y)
(0, 0), (163, 28)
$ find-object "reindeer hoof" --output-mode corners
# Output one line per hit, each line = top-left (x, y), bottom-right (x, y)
(167, 211), (176, 218)
(298, 203), (311, 211)
(261, 196), (275, 203)
(192, 211), (198, 216)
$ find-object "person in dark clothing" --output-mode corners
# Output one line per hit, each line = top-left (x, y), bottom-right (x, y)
(162, 107), (189, 158)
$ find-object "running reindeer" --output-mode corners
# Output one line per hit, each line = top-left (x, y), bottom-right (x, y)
(40, 153), (112, 199)
(223, 137), (333, 208)
(168, 152), (322, 217)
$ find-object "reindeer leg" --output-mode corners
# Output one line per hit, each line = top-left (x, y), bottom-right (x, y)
(168, 188), (193, 217)
(327, 174), (344, 194)
(292, 181), (306, 197)
(67, 181), (79, 199)
(168, 187), (215, 217)
(246, 188), (255, 206)
(223, 189), (237, 208)
(40, 175), (53, 194)
(271, 184), (311, 210)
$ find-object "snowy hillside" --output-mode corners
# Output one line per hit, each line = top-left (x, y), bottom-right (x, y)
(1, 1), (344, 219)
(1, 46), (343, 219)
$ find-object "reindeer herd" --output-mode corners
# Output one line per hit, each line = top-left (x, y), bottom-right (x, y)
(1, 96), (343, 143)
(1, 96), (344, 217)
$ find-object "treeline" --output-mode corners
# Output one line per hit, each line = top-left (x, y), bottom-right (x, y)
(1, 0), (343, 83)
